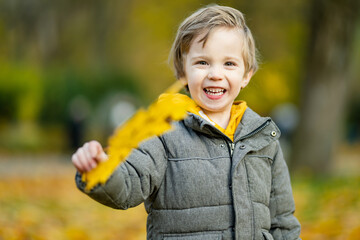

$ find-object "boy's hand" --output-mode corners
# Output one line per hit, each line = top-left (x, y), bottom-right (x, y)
(72, 140), (108, 173)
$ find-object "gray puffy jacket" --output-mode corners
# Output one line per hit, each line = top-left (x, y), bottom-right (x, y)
(76, 107), (301, 240)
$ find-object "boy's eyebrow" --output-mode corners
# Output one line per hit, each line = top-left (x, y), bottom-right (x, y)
(187, 55), (210, 62)
(223, 56), (243, 62)
(189, 55), (209, 59)
(190, 54), (243, 62)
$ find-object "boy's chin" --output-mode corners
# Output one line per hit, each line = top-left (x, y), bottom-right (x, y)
(200, 105), (231, 115)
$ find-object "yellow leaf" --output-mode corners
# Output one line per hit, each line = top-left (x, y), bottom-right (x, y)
(82, 82), (196, 191)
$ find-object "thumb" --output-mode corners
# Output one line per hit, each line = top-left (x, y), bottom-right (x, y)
(88, 140), (108, 163)
(96, 150), (108, 162)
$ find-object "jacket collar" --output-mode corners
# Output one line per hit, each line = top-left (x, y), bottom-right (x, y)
(184, 107), (281, 144)
(184, 113), (225, 138)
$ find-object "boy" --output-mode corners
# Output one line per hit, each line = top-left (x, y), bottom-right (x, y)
(73, 4), (301, 239)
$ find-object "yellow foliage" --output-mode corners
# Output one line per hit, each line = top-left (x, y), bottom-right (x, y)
(65, 226), (90, 240)
(1, 159), (360, 239)
(81, 81), (196, 191)
(348, 226), (360, 240)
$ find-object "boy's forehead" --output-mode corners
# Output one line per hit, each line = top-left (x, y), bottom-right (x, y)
(183, 28), (245, 63)
(192, 27), (243, 48)
(190, 27), (243, 49)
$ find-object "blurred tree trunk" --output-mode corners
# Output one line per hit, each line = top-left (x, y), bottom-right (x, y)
(291, 0), (359, 173)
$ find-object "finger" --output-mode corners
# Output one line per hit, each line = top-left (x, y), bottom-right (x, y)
(75, 149), (88, 172)
(73, 150), (97, 172)
(72, 154), (85, 173)
(88, 141), (101, 158)
(97, 151), (108, 162)
(83, 143), (97, 169)
(81, 141), (104, 170)
(77, 148), (93, 172)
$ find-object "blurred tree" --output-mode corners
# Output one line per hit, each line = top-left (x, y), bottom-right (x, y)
(230, 0), (307, 114)
(292, 0), (360, 173)
(6, 0), (358, 155)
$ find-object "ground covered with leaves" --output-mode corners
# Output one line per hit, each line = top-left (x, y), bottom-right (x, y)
(0, 154), (359, 240)
(292, 175), (360, 239)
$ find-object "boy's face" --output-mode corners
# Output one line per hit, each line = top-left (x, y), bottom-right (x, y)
(181, 27), (251, 119)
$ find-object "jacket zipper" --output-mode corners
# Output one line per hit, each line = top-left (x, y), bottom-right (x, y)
(229, 142), (235, 157)
(224, 139), (235, 234)
(244, 159), (256, 240)
(232, 119), (270, 239)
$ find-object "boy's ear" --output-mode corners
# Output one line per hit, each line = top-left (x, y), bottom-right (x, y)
(179, 77), (188, 86)
(240, 71), (253, 89)
(179, 77), (189, 92)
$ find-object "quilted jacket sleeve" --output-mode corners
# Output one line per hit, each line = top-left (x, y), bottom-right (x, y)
(75, 136), (168, 210)
(269, 141), (301, 239)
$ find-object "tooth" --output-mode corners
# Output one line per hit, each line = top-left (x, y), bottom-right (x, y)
(205, 88), (224, 93)
(204, 88), (225, 95)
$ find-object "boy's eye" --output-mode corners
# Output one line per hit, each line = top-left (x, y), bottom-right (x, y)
(197, 61), (208, 65)
(225, 62), (236, 66)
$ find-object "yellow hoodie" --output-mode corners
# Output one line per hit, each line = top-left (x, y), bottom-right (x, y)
(168, 94), (247, 141)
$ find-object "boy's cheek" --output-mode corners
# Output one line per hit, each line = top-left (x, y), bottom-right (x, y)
(188, 71), (206, 82)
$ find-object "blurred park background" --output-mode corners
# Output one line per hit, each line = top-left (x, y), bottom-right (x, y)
(0, 0), (360, 239)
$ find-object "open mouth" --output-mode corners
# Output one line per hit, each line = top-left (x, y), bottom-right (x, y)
(204, 88), (226, 96)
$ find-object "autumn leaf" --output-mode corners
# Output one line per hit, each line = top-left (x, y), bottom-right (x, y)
(81, 81), (196, 191)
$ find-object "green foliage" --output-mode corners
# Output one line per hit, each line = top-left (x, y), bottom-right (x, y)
(0, 0), (310, 119)
(40, 67), (141, 124)
(0, 63), (140, 124)
(0, 63), (140, 152)
(0, 0), (359, 153)
(0, 64), (43, 122)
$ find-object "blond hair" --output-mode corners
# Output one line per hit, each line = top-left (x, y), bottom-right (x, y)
(169, 4), (258, 79)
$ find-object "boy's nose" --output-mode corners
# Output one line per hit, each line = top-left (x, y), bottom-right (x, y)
(208, 66), (223, 80)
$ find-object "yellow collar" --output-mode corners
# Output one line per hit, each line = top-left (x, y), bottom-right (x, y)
(158, 93), (247, 141)
(186, 96), (247, 141)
